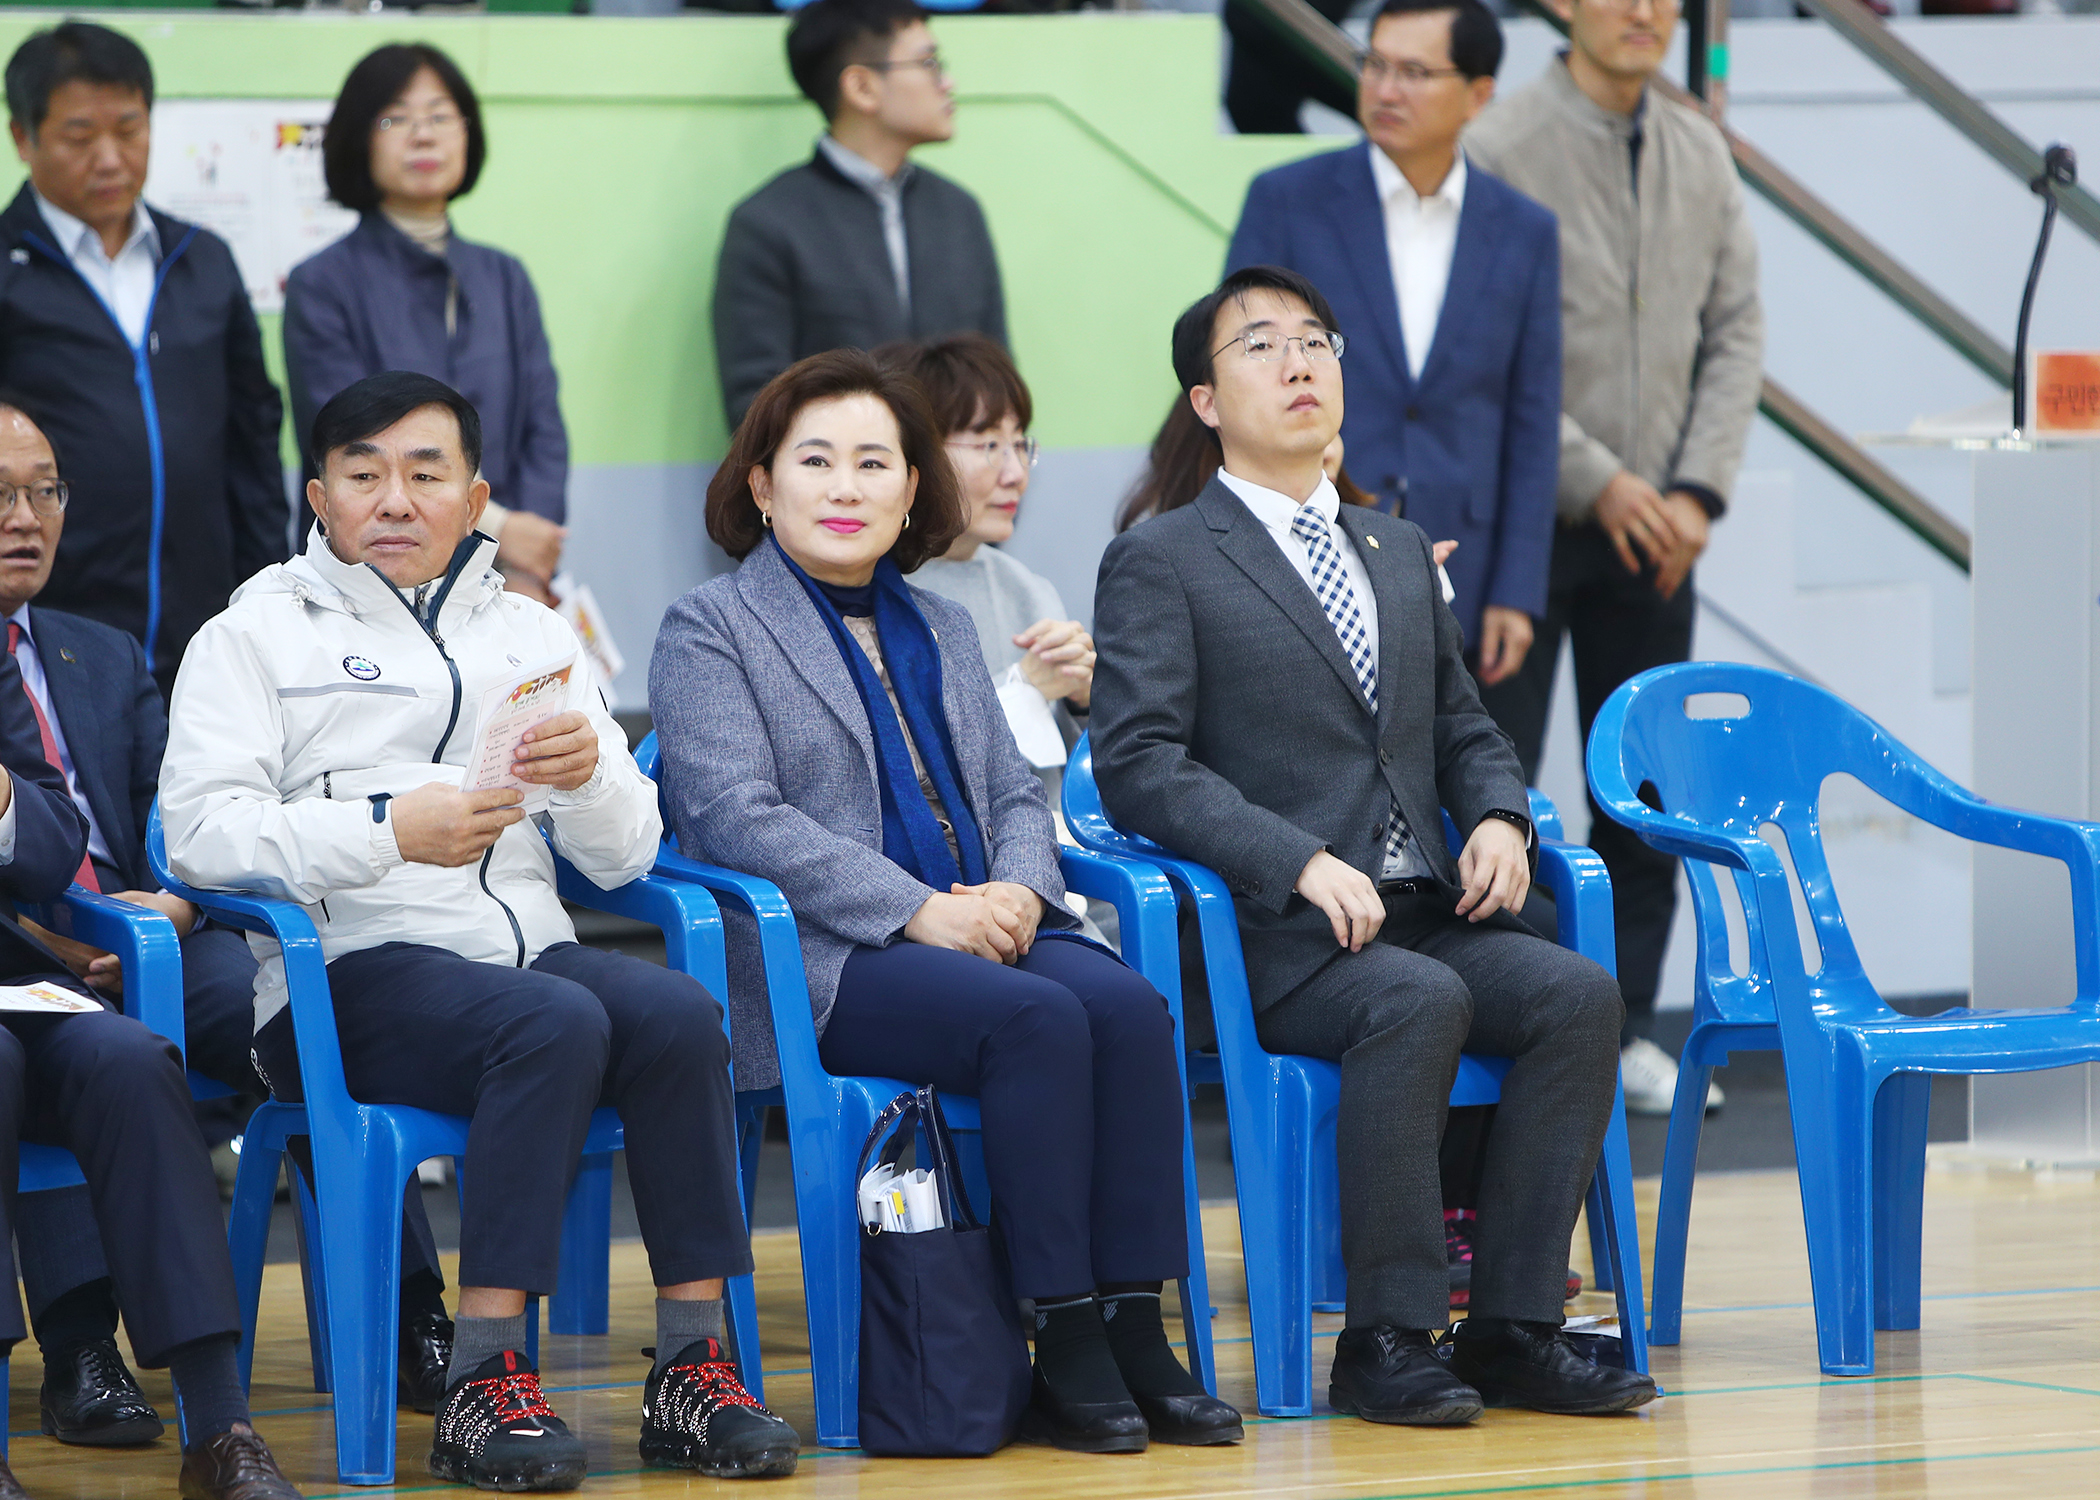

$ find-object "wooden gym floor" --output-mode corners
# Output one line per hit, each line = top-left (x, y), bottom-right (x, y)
(8, 1164), (2098, 1499)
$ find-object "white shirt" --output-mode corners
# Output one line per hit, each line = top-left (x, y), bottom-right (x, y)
(7, 606), (116, 873)
(819, 135), (914, 315)
(1367, 146), (1467, 382)
(34, 189), (161, 348)
(1217, 468), (1432, 880)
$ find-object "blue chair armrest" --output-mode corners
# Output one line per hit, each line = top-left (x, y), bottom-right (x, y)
(552, 855), (727, 1001)
(1534, 838), (1617, 976)
(31, 888), (187, 1058)
(1056, 847), (1179, 1001)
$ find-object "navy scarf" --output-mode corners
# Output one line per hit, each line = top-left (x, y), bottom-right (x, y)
(773, 538), (989, 892)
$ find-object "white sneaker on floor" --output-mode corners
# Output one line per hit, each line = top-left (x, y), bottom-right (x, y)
(1619, 1037), (1724, 1117)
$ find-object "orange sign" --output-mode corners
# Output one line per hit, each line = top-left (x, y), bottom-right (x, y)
(2035, 352), (2100, 432)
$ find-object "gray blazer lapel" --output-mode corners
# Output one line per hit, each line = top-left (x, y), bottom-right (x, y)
(1198, 481), (1373, 717)
(1334, 504), (1426, 737)
(735, 546), (880, 784)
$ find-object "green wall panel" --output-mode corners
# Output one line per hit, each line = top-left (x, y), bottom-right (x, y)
(0, 12), (1330, 462)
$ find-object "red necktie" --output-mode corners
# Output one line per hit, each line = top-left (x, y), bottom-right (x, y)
(7, 620), (99, 892)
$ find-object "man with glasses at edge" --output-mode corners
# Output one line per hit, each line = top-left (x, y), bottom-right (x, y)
(1090, 265), (1657, 1426)
(713, 0), (1007, 431)
(1465, 0), (1762, 1118)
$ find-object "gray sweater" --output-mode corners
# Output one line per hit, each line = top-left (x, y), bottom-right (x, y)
(1464, 59), (1763, 520)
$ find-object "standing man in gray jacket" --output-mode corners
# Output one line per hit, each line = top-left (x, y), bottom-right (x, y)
(1463, 0), (1762, 1113)
(711, 0), (1006, 432)
(1092, 266), (1655, 1425)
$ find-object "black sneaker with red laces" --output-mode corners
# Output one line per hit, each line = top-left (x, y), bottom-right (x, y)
(640, 1337), (799, 1479)
(1445, 1209), (1584, 1308)
(429, 1350), (587, 1492)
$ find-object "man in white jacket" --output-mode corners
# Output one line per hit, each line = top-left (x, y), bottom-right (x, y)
(160, 372), (799, 1491)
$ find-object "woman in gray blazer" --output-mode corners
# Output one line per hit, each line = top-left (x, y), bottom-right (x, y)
(648, 351), (1239, 1455)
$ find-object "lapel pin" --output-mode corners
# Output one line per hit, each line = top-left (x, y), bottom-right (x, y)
(58, 648), (74, 663)
(1366, 534), (1380, 550)
(7, 249), (25, 266)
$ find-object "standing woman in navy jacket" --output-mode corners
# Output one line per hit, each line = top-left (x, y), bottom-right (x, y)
(284, 43), (568, 601)
(650, 350), (1241, 1456)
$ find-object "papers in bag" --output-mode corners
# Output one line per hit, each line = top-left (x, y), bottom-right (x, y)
(858, 1161), (946, 1234)
(462, 653), (576, 813)
(0, 981), (101, 1014)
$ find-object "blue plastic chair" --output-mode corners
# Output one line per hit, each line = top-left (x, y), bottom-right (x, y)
(1590, 660), (2100, 1375)
(0, 885), (186, 1458)
(633, 732), (1213, 1449)
(1061, 734), (1648, 1416)
(147, 806), (762, 1485)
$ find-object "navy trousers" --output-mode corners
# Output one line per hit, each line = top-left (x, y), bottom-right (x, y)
(0, 987), (241, 1364)
(15, 925), (446, 1328)
(252, 941), (751, 1294)
(819, 936), (1187, 1300)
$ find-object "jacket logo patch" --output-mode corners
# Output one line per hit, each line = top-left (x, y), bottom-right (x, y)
(342, 655), (382, 681)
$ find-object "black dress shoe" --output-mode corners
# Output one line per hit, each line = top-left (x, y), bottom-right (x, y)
(40, 1336), (165, 1446)
(0, 1453), (28, 1498)
(398, 1309), (454, 1414)
(1017, 1363), (1149, 1453)
(1329, 1325), (1482, 1426)
(1131, 1390), (1244, 1445)
(1449, 1318), (1659, 1415)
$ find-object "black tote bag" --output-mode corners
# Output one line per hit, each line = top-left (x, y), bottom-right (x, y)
(855, 1086), (1032, 1456)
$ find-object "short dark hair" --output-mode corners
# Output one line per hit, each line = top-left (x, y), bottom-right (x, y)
(0, 389), (60, 473)
(1369, 0), (1504, 81)
(786, 0), (927, 120)
(874, 334), (1032, 436)
(1170, 265), (1342, 393)
(5, 21), (154, 137)
(706, 348), (965, 571)
(322, 44), (485, 213)
(310, 371), (483, 477)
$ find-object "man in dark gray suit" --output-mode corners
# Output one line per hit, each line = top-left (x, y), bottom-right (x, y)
(1091, 266), (1655, 1424)
(712, 0), (1006, 432)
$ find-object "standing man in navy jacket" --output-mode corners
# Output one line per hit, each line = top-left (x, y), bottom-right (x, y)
(0, 21), (286, 699)
(1226, 0), (1558, 693)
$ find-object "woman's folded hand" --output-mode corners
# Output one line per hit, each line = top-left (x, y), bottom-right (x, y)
(904, 889), (1023, 964)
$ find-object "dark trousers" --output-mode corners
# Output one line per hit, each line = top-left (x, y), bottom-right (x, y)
(820, 936), (1188, 1300)
(0, 990), (241, 1364)
(1256, 893), (1623, 1330)
(252, 941), (752, 1294)
(15, 924), (447, 1335)
(1478, 523), (1697, 1040)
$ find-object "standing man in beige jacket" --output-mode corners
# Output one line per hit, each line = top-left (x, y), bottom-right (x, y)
(1464, 0), (1762, 1115)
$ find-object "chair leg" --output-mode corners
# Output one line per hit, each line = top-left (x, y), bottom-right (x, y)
(1584, 1188), (1613, 1297)
(1649, 1059), (1716, 1346)
(1308, 1111), (1345, 1314)
(790, 1089), (880, 1448)
(1872, 1071), (1932, 1333)
(311, 1143), (412, 1485)
(550, 1152), (614, 1337)
(227, 1129), (286, 1392)
(1590, 1080), (1649, 1376)
(286, 1154), (332, 1394)
(1237, 1077), (1318, 1417)
(1175, 1086), (1217, 1394)
(728, 1101), (766, 1404)
(1790, 1062), (1879, 1377)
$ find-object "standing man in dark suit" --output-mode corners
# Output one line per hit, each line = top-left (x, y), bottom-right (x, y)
(0, 461), (300, 1495)
(713, 0), (1005, 431)
(0, 21), (287, 699)
(1227, 0), (1558, 696)
(1091, 266), (1653, 1425)
(0, 395), (459, 1453)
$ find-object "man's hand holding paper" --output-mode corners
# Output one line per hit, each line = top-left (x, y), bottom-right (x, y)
(512, 710), (599, 792)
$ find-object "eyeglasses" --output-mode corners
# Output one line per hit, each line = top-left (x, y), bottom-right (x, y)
(1361, 55), (1466, 90)
(0, 480), (67, 518)
(375, 109), (467, 135)
(1213, 329), (1347, 364)
(861, 51), (947, 80)
(946, 435), (1040, 470)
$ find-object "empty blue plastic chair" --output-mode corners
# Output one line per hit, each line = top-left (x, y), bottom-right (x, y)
(1061, 734), (1648, 1416)
(1590, 660), (2100, 1375)
(633, 732), (1212, 1449)
(1, 886), (185, 1458)
(147, 806), (761, 1485)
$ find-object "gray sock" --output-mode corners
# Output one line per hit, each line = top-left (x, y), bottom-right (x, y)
(652, 1297), (727, 1378)
(447, 1312), (530, 1390)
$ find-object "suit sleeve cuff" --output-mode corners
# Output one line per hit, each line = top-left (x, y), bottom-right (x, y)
(1668, 481), (1727, 519)
(0, 787), (18, 866)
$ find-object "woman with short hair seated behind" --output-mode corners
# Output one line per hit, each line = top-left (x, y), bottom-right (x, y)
(648, 350), (1240, 1454)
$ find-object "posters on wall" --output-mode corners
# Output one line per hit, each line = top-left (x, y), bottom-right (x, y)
(143, 99), (358, 315)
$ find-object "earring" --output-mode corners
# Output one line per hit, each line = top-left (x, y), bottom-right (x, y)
(760, 510), (772, 528)
(902, 511), (912, 530)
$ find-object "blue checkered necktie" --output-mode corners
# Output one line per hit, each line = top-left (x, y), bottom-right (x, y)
(1290, 503), (1416, 876)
